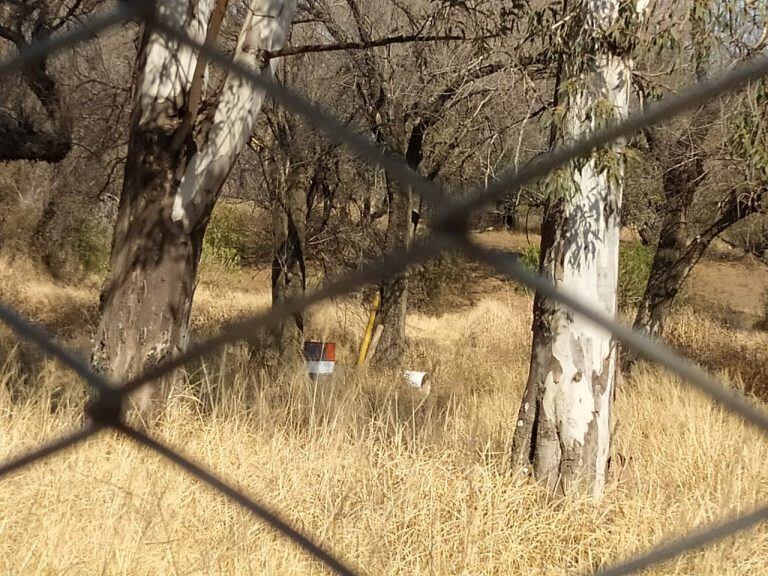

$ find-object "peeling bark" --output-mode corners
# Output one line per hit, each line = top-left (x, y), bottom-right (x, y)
(94, 0), (295, 415)
(512, 0), (645, 498)
(93, 0), (212, 413)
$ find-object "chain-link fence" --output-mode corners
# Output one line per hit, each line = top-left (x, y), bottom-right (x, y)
(1, 2), (767, 575)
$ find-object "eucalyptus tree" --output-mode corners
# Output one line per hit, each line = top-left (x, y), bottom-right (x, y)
(511, 0), (650, 497)
(94, 0), (295, 413)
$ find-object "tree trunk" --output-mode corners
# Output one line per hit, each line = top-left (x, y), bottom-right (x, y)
(93, 2), (213, 412)
(92, 148), (207, 412)
(375, 176), (412, 365)
(375, 121), (424, 365)
(633, 147), (703, 338)
(503, 203), (518, 230)
(516, 140), (624, 497)
(0, 21), (72, 163)
(92, 84), (210, 413)
(501, 191), (522, 230)
(271, 162), (307, 355)
(634, 242), (698, 339)
(511, 0), (644, 497)
(631, 0), (714, 340)
(93, 0), (294, 414)
(634, 185), (765, 338)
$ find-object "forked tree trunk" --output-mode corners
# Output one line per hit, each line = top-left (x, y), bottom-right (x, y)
(631, 1), (710, 340)
(375, 120), (425, 365)
(0, 19), (72, 163)
(632, 132), (705, 338)
(631, 1), (748, 340)
(94, 0), (294, 413)
(512, 0), (647, 498)
(634, 185), (766, 338)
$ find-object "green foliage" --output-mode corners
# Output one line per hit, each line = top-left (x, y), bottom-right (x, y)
(618, 242), (653, 308)
(73, 220), (110, 275)
(516, 242), (653, 309)
(540, 167), (576, 205)
(518, 245), (541, 271)
(201, 204), (258, 270)
(729, 82), (768, 181)
(201, 240), (240, 270)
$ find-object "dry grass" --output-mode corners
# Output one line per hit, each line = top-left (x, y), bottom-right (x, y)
(665, 306), (768, 398)
(1, 259), (768, 575)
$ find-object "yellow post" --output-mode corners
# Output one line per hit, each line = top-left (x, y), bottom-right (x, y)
(357, 292), (381, 366)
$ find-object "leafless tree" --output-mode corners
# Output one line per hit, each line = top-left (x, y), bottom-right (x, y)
(632, 0), (768, 338)
(305, 0), (520, 364)
(0, 0), (105, 162)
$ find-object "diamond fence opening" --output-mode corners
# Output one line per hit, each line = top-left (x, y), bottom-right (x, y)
(1, 2), (767, 575)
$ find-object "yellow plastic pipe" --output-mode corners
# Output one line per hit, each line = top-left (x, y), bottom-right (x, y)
(357, 292), (381, 366)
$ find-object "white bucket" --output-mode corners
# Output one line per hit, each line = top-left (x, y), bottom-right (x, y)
(404, 370), (429, 389)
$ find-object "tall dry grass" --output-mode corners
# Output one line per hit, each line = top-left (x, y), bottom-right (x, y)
(1, 261), (768, 574)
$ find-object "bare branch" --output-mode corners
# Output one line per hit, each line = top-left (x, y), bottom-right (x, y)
(268, 32), (464, 59)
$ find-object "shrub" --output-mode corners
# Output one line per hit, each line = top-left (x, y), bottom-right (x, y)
(758, 289), (768, 331)
(73, 219), (110, 275)
(618, 243), (654, 309)
(201, 237), (241, 270)
(410, 252), (476, 315)
(518, 245), (541, 271)
(201, 203), (261, 270)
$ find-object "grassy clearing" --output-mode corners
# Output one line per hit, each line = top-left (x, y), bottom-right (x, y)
(1, 258), (767, 575)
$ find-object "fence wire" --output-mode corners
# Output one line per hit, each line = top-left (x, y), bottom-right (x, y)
(0, 2), (767, 575)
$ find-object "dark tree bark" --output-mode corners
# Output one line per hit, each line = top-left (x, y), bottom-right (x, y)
(271, 162), (308, 355)
(633, 132), (704, 338)
(375, 118), (426, 365)
(634, 183), (766, 338)
(0, 15), (72, 162)
(632, 0), (719, 339)
(510, 198), (560, 471)
(501, 193), (522, 230)
(92, 83), (206, 413)
(632, 85), (763, 338)
(376, 176), (413, 365)
(93, 1), (294, 416)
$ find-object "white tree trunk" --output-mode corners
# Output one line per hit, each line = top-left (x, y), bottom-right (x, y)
(541, 54), (629, 497)
(172, 0), (295, 229)
(513, 0), (647, 498)
(139, 0), (215, 124)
